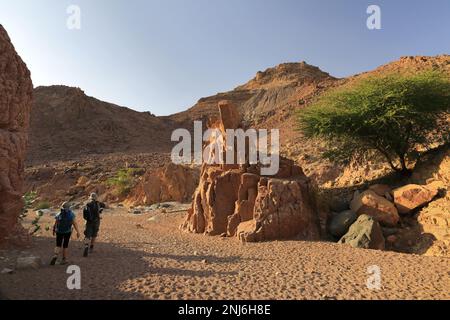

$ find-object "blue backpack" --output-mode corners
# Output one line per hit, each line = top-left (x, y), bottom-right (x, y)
(56, 209), (74, 233)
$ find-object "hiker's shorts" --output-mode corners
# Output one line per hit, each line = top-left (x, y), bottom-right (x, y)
(84, 220), (100, 239)
(56, 232), (72, 248)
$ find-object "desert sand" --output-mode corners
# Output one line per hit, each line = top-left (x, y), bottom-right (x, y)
(0, 207), (448, 300)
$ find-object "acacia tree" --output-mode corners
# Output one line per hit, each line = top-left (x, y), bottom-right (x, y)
(298, 71), (450, 175)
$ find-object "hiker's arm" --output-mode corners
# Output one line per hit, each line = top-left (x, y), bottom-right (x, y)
(52, 219), (57, 236)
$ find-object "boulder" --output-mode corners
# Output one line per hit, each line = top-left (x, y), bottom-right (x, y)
(0, 25), (33, 245)
(328, 210), (357, 238)
(338, 214), (385, 250)
(16, 256), (42, 270)
(350, 190), (399, 227)
(393, 184), (438, 214)
(0, 268), (14, 274)
(236, 220), (257, 242)
(368, 184), (392, 197)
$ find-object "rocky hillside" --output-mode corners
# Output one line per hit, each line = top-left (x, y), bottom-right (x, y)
(27, 56), (450, 183)
(168, 61), (336, 126)
(27, 86), (177, 165)
(168, 55), (450, 186)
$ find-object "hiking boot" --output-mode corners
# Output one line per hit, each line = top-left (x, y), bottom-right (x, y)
(89, 245), (94, 253)
(60, 258), (68, 265)
(83, 246), (89, 257)
(50, 255), (57, 266)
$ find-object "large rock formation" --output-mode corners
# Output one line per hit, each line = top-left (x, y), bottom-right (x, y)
(180, 101), (320, 242)
(0, 25), (33, 245)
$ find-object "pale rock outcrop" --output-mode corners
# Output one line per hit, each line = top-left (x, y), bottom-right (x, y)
(180, 101), (320, 242)
(0, 25), (33, 245)
(393, 184), (438, 214)
(350, 190), (399, 227)
(124, 163), (199, 206)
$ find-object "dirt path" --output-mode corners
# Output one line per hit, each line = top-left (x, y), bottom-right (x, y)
(0, 208), (449, 300)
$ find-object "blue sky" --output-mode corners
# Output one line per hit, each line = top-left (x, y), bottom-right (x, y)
(1, 0), (449, 115)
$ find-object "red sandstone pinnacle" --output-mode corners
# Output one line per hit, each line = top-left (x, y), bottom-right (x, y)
(0, 25), (33, 246)
(180, 101), (320, 242)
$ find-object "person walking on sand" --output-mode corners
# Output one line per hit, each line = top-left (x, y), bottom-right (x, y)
(82, 193), (105, 257)
(50, 202), (80, 266)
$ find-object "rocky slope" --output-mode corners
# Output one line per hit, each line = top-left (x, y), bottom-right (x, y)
(28, 86), (176, 165)
(0, 25), (33, 246)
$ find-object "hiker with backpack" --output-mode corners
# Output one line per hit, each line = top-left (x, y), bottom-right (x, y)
(82, 193), (105, 257)
(50, 202), (80, 265)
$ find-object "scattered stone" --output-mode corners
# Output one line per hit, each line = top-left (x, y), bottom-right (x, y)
(328, 210), (357, 238)
(132, 210), (142, 215)
(201, 259), (208, 264)
(16, 256), (42, 270)
(1, 268), (14, 274)
(393, 184), (439, 214)
(338, 215), (385, 250)
(35, 209), (51, 216)
(350, 190), (399, 227)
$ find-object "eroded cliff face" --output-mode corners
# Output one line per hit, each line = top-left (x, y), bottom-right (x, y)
(0, 25), (33, 245)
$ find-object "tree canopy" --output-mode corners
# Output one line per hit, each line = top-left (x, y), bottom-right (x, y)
(298, 71), (450, 174)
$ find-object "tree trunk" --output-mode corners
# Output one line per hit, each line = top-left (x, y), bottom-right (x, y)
(399, 154), (412, 176)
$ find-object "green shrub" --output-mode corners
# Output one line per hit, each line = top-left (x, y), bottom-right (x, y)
(23, 191), (37, 209)
(35, 201), (51, 210)
(298, 71), (450, 175)
(107, 168), (141, 196)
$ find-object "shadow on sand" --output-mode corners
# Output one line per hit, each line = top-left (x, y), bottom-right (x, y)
(0, 235), (245, 300)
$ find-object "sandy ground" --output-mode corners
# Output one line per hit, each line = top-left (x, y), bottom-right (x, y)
(0, 207), (449, 300)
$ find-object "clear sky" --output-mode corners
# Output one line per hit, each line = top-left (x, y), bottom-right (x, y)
(1, 0), (449, 115)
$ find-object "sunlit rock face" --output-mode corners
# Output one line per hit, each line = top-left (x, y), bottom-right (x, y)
(0, 25), (33, 245)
